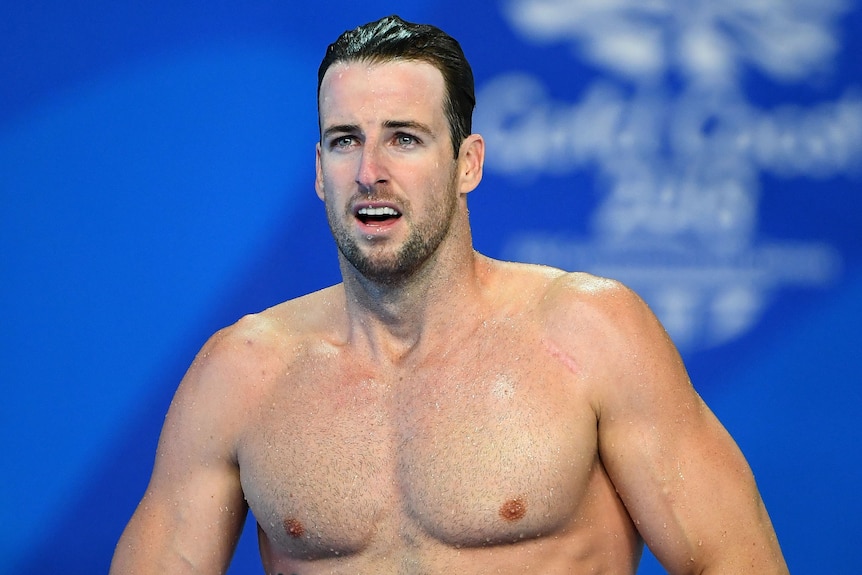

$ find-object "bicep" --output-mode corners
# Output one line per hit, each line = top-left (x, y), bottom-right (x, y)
(111, 339), (249, 574)
(594, 290), (783, 573)
(111, 463), (247, 575)
(600, 387), (763, 568)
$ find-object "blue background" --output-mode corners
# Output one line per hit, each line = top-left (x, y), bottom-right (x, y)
(2, 1), (860, 573)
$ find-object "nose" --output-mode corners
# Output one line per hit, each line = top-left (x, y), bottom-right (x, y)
(356, 142), (388, 191)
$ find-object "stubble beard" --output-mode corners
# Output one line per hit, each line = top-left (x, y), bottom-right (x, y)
(327, 180), (459, 287)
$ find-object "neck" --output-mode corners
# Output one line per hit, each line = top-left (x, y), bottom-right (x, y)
(339, 237), (486, 364)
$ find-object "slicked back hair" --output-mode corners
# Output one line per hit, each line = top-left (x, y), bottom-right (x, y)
(318, 15), (475, 158)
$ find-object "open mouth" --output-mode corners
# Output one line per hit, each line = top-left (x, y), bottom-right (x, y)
(355, 205), (402, 226)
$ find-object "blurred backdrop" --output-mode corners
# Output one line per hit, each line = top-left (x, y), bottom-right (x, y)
(2, 1), (860, 573)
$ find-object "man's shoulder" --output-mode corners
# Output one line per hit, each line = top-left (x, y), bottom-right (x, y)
(201, 284), (344, 365)
(235, 284), (342, 331)
(508, 264), (677, 392)
(520, 265), (677, 367)
(497, 260), (633, 308)
(500, 262), (653, 341)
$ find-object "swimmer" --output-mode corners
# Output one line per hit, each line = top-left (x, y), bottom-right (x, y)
(110, 15), (788, 575)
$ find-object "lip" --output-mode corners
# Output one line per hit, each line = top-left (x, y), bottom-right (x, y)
(352, 200), (403, 235)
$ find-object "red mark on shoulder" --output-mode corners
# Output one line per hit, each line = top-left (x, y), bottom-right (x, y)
(544, 340), (580, 375)
(499, 497), (527, 522)
(284, 517), (305, 538)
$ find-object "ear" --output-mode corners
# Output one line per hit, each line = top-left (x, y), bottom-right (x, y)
(457, 134), (485, 195)
(315, 141), (325, 201)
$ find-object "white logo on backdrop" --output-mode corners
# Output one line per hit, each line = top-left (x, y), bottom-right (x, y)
(477, 0), (861, 349)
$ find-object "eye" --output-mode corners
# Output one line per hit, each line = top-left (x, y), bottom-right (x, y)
(394, 133), (420, 147)
(330, 135), (357, 150)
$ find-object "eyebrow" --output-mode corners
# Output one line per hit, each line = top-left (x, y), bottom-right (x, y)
(321, 120), (436, 142)
(321, 123), (360, 141)
(383, 120), (435, 136)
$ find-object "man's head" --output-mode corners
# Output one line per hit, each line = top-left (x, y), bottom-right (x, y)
(318, 15), (475, 158)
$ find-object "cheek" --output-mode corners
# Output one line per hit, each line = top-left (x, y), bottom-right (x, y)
(323, 157), (359, 186)
(317, 162), (350, 200)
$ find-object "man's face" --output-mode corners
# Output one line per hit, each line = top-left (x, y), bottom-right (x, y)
(316, 59), (461, 285)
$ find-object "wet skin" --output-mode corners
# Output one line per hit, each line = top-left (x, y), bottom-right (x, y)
(108, 58), (787, 575)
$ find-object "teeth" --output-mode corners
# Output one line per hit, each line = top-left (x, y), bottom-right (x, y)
(358, 206), (400, 216)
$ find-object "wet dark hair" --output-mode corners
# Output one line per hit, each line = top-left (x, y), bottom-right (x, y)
(318, 15), (475, 158)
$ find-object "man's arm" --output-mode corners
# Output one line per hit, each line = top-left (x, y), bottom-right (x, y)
(583, 280), (788, 574)
(110, 329), (250, 575)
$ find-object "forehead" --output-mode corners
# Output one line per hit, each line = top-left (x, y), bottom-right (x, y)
(319, 59), (447, 127)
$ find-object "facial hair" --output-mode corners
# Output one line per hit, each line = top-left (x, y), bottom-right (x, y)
(326, 171), (459, 286)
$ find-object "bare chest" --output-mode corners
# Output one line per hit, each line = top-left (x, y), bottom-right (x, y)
(238, 332), (597, 559)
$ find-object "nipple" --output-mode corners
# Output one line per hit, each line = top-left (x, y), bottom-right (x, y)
(283, 517), (305, 538)
(499, 497), (527, 522)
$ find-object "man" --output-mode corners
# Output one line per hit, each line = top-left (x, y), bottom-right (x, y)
(111, 15), (788, 575)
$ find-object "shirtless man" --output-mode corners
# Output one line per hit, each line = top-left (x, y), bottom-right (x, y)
(110, 15), (788, 575)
